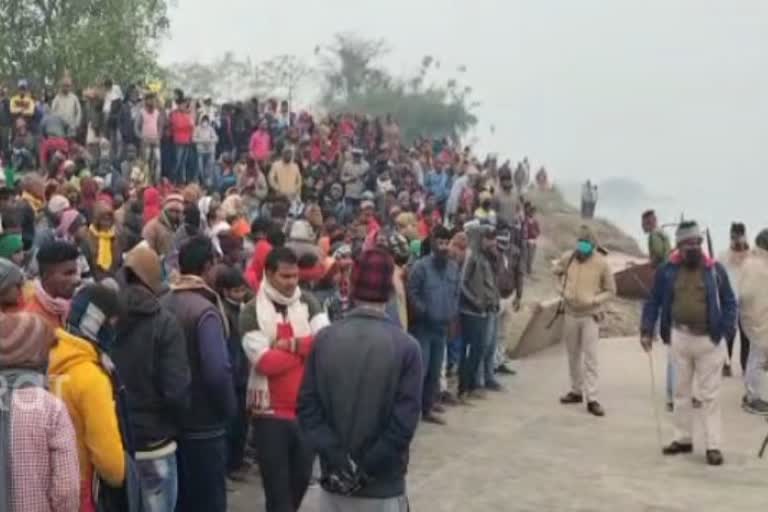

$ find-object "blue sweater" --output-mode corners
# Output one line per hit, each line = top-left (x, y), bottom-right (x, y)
(424, 170), (450, 203)
(641, 259), (737, 345)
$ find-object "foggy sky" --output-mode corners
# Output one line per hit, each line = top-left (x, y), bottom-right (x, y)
(163, 0), (768, 241)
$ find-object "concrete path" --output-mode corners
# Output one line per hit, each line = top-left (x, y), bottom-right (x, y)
(230, 339), (768, 511)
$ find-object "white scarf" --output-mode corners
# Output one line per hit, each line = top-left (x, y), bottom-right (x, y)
(243, 279), (312, 415)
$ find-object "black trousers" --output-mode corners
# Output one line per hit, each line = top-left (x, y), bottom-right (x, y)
(252, 417), (314, 512)
(176, 435), (227, 512)
(227, 386), (248, 472)
(726, 321), (751, 372)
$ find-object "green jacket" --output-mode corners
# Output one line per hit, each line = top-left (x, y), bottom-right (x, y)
(648, 229), (671, 268)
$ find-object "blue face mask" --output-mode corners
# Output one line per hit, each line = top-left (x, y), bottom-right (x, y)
(576, 240), (594, 256)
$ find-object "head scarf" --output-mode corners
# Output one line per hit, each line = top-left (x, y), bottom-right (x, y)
(56, 208), (84, 240)
(89, 201), (116, 271)
(47, 194), (71, 217)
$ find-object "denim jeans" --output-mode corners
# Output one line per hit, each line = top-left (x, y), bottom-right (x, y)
(136, 451), (178, 512)
(476, 312), (499, 388)
(176, 435), (227, 512)
(141, 141), (161, 184)
(413, 323), (448, 414)
(175, 144), (200, 184)
(198, 152), (214, 188)
(447, 336), (462, 371)
(459, 312), (489, 395)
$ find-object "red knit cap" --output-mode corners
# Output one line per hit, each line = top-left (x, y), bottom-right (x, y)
(351, 249), (394, 303)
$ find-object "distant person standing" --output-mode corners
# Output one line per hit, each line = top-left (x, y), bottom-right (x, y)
(719, 222), (750, 378)
(641, 210), (671, 268)
(581, 180), (598, 219)
(170, 99), (195, 184)
(736, 228), (768, 415)
(641, 221), (736, 466)
(494, 222), (524, 375)
(523, 202), (540, 275)
(299, 249), (423, 512)
(554, 225), (616, 417)
(494, 167), (519, 227)
(641, 209), (674, 409)
(407, 226), (461, 425)
(51, 75), (82, 137)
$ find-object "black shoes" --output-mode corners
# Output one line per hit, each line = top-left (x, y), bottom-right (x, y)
(496, 364), (517, 376)
(485, 381), (504, 392)
(422, 412), (446, 425)
(706, 450), (724, 466)
(662, 441), (693, 456)
(560, 392), (584, 404)
(722, 364), (732, 378)
(587, 401), (605, 417)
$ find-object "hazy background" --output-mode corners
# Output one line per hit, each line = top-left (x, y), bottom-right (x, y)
(162, 0), (768, 249)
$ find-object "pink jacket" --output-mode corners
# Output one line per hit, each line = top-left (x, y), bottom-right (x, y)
(10, 388), (80, 512)
(249, 130), (271, 161)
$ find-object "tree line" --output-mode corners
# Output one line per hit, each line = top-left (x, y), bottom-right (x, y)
(0, 0), (477, 141)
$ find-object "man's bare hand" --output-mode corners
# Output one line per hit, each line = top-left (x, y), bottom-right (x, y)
(513, 298), (521, 312)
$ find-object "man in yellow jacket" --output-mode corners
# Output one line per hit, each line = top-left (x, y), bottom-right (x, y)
(49, 284), (126, 511)
(553, 225), (616, 417)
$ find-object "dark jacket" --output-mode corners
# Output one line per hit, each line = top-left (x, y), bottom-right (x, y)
(407, 255), (460, 326)
(298, 307), (423, 499)
(222, 297), (248, 391)
(161, 286), (236, 436)
(641, 252), (737, 345)
(497, 248), (524, 300)
(113, 284), (190, 451)
(460, 221), (500, 315)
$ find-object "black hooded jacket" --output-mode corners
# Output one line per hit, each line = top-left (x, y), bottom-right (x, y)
(113, 283), (191, 451)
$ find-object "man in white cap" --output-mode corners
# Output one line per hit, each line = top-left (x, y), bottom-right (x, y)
(641, 220), (737, 466)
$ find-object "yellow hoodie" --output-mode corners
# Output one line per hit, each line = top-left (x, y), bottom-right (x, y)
(49, 329), (125, 488)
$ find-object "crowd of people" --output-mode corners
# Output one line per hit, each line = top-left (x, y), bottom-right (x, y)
(0, 75), (546, 512)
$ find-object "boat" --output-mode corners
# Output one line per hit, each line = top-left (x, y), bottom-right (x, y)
(614, 262), (655, 300)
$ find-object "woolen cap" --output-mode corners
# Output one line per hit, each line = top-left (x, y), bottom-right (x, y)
(351, 249), (394, 303)
(124, 244), (162, 293)
(0, 312), (55, 369)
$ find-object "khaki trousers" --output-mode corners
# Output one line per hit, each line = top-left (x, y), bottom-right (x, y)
(564, 314), (600, 402)
(671, 328), (726, 450)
